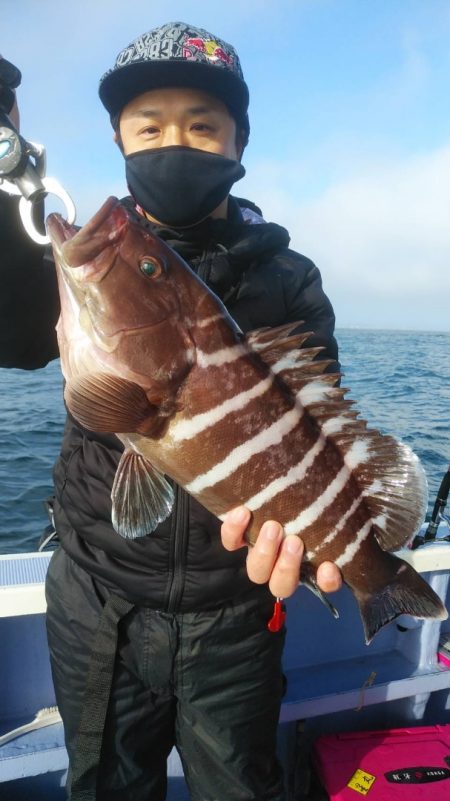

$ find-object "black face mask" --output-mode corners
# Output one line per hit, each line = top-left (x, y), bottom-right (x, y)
(125, 146), (245, 229)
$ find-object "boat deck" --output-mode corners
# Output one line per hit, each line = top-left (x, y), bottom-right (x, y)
(1, 526), (450, 799)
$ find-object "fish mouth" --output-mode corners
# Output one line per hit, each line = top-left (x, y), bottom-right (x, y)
(48, 196), (120, 244)
(46, 210), (78, 251)
(47, 197), (126, 267)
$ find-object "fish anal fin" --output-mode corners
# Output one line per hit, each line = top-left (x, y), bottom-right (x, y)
(111, 450), (174, 539)
(65, 373), (158, 434)
(353, 551), (447, 644)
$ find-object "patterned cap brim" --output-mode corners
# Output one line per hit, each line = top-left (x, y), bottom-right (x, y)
(99, 59), (249, 123)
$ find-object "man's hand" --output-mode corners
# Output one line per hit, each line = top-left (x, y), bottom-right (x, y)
(221, 506), (342, 598)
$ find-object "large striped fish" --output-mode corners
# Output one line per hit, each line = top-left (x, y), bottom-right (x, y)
(47, 197), (447, 643)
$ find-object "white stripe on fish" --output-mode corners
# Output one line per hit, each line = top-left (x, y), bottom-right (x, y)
(243, 433), (327, 512)
(196, 314), (226, 329)
(297, 379), (334, 406)
(186, 405), (304, 494)
(345, 439), (371, 470)
(196, 343), (247, 369)
(322, 415), (353, 436)
(306, 494), (365, 559)
(284, 440), (371, 536)
(284, 465), (351, 536)
(335, 519), (373, 568)
(308, 480), (382, 558)
(271, 352), (306, 373)
(171, 374), (274, 442)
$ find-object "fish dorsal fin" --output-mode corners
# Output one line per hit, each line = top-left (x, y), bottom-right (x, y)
(246, 324), (340, 393)
(65, 373), (159, 435)
(111, 450), (174, 538)
(246, 323), (427, 551)
(347, 432), (428, 550)
(247, 322), (312, 351)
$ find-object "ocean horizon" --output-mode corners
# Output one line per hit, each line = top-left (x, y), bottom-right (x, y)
(0, 327), (449, 554)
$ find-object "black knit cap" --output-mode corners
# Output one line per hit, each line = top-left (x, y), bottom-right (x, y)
(99, 21), (250, 144)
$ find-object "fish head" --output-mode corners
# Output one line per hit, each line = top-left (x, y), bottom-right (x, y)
(47, 197), (212, 395)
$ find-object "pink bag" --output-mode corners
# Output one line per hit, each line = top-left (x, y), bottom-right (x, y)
(312, 725), (450, 799)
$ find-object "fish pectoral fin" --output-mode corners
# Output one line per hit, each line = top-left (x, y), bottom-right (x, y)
(301, 561), (340, 619)
(65, 373), (158, 433)
(111, 450), (174, 539)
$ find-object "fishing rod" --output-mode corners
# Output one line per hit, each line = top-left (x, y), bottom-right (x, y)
(0, 56), (75, 245)
(411, 464), (450, 549)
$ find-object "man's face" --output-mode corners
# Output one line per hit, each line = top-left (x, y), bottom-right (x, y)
(117, 86), (242, 160)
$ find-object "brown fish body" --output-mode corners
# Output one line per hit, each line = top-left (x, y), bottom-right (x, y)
(47, 197), (447, 643)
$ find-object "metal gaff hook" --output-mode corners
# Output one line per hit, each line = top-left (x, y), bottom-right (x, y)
(0, 108), (76, 245)
(19, 177), (76, 245)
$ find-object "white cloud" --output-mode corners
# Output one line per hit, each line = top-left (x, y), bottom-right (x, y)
(240, 144), (450, 331)
(46, 142), (450, 333)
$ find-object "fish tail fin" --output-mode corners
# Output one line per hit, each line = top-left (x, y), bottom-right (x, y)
(354, 552), (447, 644)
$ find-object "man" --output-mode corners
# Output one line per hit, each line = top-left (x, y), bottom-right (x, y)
(0, 22), (341, 801)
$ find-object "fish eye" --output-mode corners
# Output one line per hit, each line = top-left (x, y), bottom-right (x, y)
(140, 257), (162, 278)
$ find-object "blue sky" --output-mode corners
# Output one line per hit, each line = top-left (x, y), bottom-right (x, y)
(3, 0), (450, 331)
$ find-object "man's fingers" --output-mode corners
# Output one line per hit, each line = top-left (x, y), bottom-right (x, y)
(246, 522), (284, 584)
(221, 506), (251, 551)
(247, 526), (304, 599)
(316, 560), (342, 593)
(267, 535), (304, 598)
(221, 509), (340, 601)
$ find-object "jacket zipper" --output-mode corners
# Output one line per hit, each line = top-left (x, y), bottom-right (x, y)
(165, 484), (189, 612)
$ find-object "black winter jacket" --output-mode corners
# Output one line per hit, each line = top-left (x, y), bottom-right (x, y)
(0, 191), (339, 611)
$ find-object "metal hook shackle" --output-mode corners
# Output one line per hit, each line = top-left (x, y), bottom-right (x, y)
(19, 177), (76, 245)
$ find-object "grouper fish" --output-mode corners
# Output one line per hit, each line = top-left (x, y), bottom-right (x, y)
(47, 197), (447, 643)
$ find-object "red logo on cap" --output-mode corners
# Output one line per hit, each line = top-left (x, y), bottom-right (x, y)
(183, 37), (234, 67)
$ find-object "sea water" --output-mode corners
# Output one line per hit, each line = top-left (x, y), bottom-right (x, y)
(0, 328), (449, 554)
